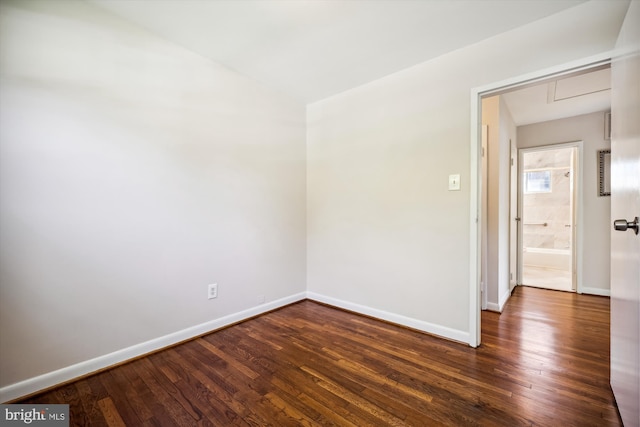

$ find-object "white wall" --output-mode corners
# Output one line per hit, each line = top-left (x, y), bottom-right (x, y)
(307, 0), (627, 341)
(518, 111), (612, 294)
(481, 96), (510, 311)
(0, 0), (306, 393)
(482, 96), (500, 309)
(479, 95), (516, 312)
(482, 96), (517, 311)
(0, 0), (630, 401)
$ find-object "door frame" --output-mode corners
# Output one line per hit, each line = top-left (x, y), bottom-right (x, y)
(509, 137), (518, 293)
(468, 51), (613, 347)
(481, 125), (489, 310)
(517, 142), (583, 293)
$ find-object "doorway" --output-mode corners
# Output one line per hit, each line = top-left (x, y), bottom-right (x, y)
(518, 144), (579, 292)
(469, 55), (612, 347)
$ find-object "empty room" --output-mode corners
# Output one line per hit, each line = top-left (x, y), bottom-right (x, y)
(1, 0), (638, 425)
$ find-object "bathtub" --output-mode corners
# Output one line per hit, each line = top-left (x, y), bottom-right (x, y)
(523, 247), (571, 271)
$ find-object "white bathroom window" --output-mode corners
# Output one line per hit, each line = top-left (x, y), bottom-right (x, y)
(524, 170), (551, 193)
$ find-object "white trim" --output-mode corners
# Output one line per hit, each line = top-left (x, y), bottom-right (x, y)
(0, 292), (307, 403)
(469, 87), (481, 347)
(472, 52), (613, 98)
(579, 287), (611, 297)
(469, 50), (614, 349)
(499, 289), (511, 311)
(485, 289), (511, 313)
(307, 291), (470, 344)
(485, 302), (501, 312)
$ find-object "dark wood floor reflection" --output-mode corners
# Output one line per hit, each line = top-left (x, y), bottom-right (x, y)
(20, 286), (620, 426)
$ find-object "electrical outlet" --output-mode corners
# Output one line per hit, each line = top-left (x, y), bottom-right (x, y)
(208, 284), (218, 300)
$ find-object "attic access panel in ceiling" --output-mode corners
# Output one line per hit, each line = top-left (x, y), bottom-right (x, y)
(549, 68), (611, 102)
(501, 66), (611, 126)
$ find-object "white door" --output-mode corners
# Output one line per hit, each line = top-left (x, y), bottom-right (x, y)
(509, 138), (518, 292)
(481, 125), (489, 310)
(610, 2), (640, 426)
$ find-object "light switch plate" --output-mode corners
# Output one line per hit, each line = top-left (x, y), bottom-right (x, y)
(449, 174), (461, 191)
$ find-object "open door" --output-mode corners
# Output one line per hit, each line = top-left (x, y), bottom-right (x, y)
(610, 2), (640, 425)
(509, 138), (518, 293)
(481, 125), (489, 310)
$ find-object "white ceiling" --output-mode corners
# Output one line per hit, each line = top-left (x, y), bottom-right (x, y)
(90, 0), (590, 103)
(502, 67), (612, 126)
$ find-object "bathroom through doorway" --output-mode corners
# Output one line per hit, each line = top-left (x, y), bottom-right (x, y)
(519, 144), (579, 292)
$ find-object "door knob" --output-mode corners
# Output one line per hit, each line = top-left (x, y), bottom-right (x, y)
(613, 217), (639, 235)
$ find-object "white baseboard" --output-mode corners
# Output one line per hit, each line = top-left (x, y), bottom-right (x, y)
(485, 302), (501, 312)
(579, 287), (611, 297)
(498, 289), (510, 311)
(486, 289), (511, 313)
(306, 292), (470, 345)
(2, 290), (477, 402)
(0, 292), (307, 403)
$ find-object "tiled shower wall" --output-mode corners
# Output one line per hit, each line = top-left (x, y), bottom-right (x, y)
(522, 148), (573, 250)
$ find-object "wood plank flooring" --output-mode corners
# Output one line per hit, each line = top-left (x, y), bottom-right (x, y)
(19, 286), (620, 426)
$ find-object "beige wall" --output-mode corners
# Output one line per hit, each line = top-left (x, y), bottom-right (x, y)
(307, 1), (626, 338)
(0, 0), (306, 391)
(498, 97), (517, 308)
(481, 96), (516, 312)
(0, 0), (630, 400)
(482, 96), (500, 309)
(518, 111), (612, 293)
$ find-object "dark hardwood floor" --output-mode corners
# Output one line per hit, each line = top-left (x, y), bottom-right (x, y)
(19, 286), (620, 426)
